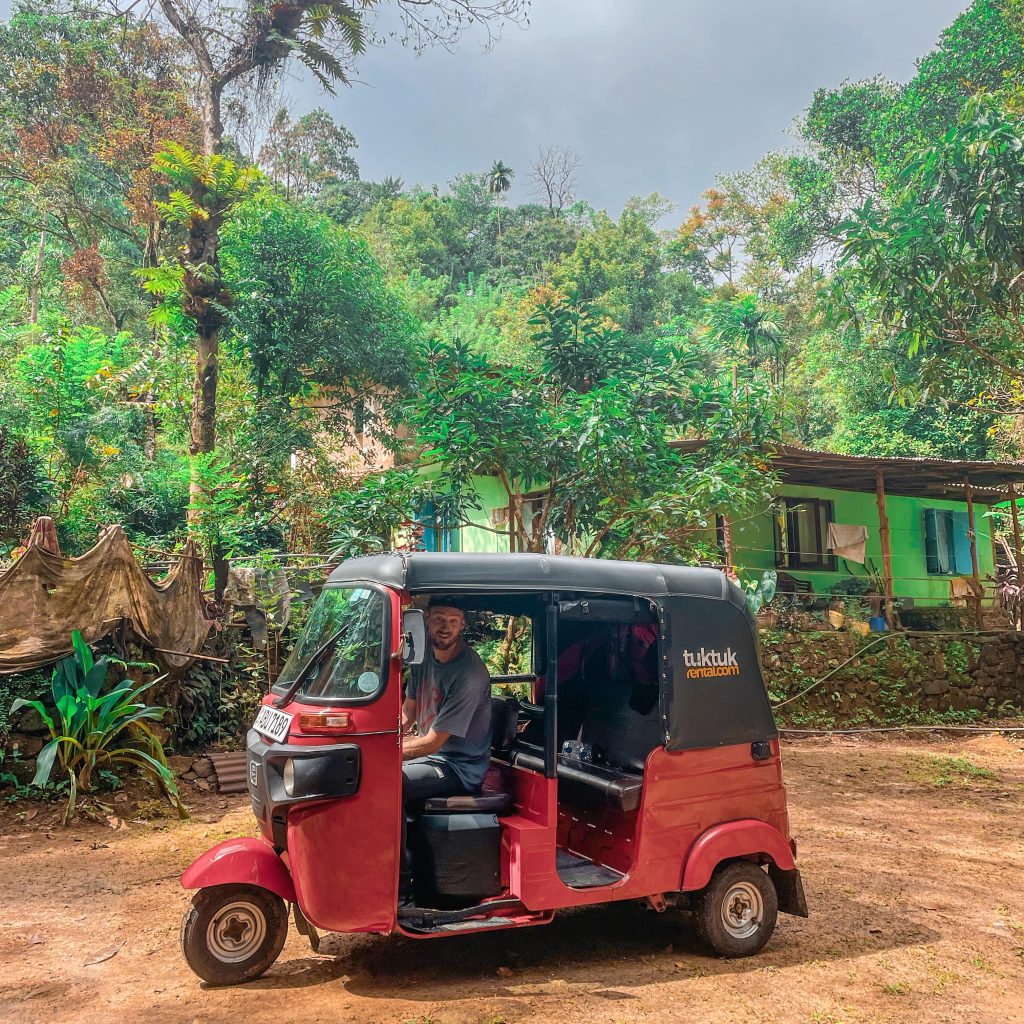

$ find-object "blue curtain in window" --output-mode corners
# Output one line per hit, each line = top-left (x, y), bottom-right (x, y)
(414, 500), (459, 552)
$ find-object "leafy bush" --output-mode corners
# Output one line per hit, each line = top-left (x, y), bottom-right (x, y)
(743, 570), (778, 615)
(0, 427), (51, 549)
(167, 657), (265, 753)
(10, 631), (186, 822)
(0, 667), (51, 746)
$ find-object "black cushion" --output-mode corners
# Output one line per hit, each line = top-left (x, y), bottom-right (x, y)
(423, 792), (514, 814)
(490, 695), (519, 755)
(512, 750), (643, 813)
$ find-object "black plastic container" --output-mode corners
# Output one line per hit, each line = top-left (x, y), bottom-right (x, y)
(410, 812), (503, 905)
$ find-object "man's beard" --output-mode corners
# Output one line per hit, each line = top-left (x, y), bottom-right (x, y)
(432, 634), (458, 651)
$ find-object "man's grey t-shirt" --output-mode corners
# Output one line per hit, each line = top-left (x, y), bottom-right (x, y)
(408, 644), (492, 791)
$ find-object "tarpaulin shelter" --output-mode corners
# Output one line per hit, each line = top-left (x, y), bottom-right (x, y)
(0, 518), (212, 675)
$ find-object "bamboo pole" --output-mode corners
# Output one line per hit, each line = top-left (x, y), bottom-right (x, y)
(964, 475), (983, 629)
(875, 470), (895, 629)
(1009, 481), (1023, 631)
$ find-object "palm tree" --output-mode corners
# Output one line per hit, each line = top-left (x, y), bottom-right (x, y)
(488, 160), (514, 267)
(705, 293), (786, 386)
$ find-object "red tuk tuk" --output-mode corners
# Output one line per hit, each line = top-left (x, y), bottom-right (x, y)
(180, 553), (807, 984)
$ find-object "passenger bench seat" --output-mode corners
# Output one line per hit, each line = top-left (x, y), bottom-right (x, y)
(511, 750), (643, 813)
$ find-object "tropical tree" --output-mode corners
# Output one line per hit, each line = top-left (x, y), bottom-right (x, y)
(406, 291), (780, 561)
(705, 293), (786, 384)
(839, 98), (1024, 414)
(258, 107), (360, 199)
(104, 0), (527, 516)
(488, 159), (515, 266)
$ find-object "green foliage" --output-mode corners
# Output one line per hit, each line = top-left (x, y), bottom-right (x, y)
(258, 107), (360, 198)
(327, 469), (430, 559)
(411, 290), (780, 561)
(840, 98), (1024, 402)
(168, 655), (266, 753)
(743, 570), (778, 615)
(2, 0), (1023, 595)
(0, 667), (50, 746)
(552, 195), (680, 334)
(9, 631), (186, 822)
(0, 426), (50, 548)
(907, 755), (997, 788)
(220, 190), (416, 417)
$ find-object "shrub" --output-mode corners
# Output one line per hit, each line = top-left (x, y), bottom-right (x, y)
(10, 631), (187, 822)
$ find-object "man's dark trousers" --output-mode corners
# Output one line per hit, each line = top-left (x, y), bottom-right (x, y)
(400, 758), (467, 899)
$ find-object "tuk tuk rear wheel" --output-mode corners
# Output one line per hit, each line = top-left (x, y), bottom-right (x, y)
(695, 861), (778, 958)
(181, 884), (288, 985)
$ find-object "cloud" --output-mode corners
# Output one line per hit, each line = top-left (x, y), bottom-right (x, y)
(291, 0), (967, 218)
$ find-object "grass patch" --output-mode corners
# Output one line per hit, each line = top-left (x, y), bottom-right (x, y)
(882, 980), (911, 996)
(908, 755), (997, 788)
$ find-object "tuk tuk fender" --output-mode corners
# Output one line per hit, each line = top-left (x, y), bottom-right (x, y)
(181, 837), (296, 904)
(681, 819), (795, 892)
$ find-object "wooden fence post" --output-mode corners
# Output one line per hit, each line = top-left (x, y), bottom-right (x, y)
(964, 475), (983, 629)
(875, 470), (895, 629)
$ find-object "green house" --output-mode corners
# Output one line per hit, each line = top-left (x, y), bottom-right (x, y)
(419, 445), (1024, 622)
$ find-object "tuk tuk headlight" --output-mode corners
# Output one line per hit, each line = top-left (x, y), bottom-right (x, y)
(282, 758), (295, 797)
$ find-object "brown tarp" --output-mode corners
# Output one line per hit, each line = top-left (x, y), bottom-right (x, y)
(0, 519), (212, 675)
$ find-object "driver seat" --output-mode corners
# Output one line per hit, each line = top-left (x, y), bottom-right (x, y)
(421, 696), (518, 815)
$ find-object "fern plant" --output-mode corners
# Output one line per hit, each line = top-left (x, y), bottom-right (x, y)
(11, 632), (187, 823)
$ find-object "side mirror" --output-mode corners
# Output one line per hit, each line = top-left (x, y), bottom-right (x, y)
(401, 608), (427, 666)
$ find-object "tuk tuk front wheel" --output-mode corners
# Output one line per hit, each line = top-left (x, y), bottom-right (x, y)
(695, 861), (778, 958)
(181, 883), (288, 985)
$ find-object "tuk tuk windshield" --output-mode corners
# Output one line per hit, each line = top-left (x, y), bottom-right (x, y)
(273, 586), (387, 702)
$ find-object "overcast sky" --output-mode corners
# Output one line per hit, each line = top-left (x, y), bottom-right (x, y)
(2, 0), (970, 218)
(306, 0), (969, 218)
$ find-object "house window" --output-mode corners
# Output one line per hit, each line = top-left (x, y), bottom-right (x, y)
(774, 497), (836, 570)
(492, 494), (547, 548)
(924, 508), (971, 575)
(415, 499), (459, 553)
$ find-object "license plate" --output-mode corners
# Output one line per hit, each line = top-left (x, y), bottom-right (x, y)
(253, 705), (292, 743)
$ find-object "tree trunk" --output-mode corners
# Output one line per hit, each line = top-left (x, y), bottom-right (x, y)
(188, 324), (219, 511)
(497, 615), (518, 674)
(186, 82), (226, 522)
(202, 82), (224, 156)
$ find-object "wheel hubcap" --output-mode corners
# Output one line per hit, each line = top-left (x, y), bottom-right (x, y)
(207, 900), (267, 963)
(720, 881), (764, 940)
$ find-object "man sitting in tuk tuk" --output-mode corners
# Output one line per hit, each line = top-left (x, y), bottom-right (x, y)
(400, 598), (493, 898)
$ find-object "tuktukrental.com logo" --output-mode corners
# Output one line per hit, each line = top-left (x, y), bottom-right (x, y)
(683, 647), (741, 678)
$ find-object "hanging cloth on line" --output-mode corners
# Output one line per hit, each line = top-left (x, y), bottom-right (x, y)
(827, 523), (869, 564)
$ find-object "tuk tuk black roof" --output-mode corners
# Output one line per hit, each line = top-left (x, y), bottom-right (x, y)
(327, 552), (776, 753)
(326, 552), (745, 607)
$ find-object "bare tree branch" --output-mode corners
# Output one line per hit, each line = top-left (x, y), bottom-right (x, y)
(528, 145), (580, 214)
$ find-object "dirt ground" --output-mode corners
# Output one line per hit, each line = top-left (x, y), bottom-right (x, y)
(1, 735), (1023, 1024)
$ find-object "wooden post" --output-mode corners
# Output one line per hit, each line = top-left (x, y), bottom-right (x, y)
(1009, 481), (1023, 631)
(964, 475), (983, 629)
(875, 470), (895, 629)
(721, 514), (734, 569)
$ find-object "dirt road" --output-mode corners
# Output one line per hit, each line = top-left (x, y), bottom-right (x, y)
(1, 735), (1022, 1024)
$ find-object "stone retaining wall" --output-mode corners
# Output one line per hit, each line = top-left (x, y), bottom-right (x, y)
(761, 629), (1024, 726)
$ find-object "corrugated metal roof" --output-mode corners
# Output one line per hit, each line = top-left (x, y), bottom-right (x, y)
(671, 440), (1024, 502)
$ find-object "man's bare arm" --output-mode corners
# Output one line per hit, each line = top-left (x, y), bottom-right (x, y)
(401, 697), (417, 735)
(402, 729), (451, 760)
